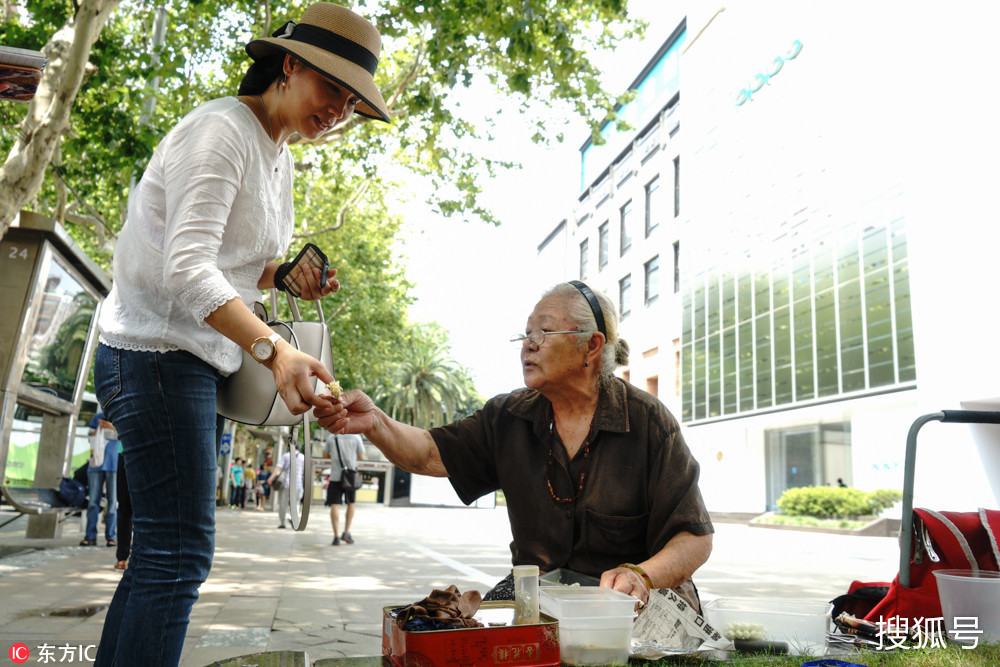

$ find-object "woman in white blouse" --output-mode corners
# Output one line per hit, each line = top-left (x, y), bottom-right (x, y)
(92, 4), (390, 665)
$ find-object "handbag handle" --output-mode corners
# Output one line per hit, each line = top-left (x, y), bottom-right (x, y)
(268, 288), (326, 325)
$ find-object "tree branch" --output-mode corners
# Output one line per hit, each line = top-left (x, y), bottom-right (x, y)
(0, 0), (122, 236)
(292, 180), (370, 238)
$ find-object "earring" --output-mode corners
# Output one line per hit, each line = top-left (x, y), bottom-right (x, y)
(583, 362), (589, 368)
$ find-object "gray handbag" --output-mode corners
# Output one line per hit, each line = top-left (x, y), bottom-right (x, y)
(217, 289), (334, 426)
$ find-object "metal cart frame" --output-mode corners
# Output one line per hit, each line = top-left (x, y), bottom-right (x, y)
(897, 410), (1000, 587)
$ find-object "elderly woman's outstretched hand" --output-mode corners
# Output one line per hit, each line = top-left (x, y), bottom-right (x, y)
(314, 388), (378, 435)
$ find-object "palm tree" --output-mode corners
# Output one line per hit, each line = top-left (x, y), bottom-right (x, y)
(374, 332), (481, 429)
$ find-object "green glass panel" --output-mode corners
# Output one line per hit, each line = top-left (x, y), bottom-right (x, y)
(815, 247), (834, 294)
(865, 267), (895, 387)
(815, 289), (838, 397)
(708, 277), (720, 333)
(755, 272), (771, 318)
(773, 307), (792, 404)
(723, 272), (736, 330)
(794, 297), (815, 400)
(775, 366), (793, 405)
(755, 314), (772, 408)
(773, 263), (789, 311)
(695, 281), (706, 340)
(739, 321), (754, 411)
(709, 332), (721, 418)
(682, 288), (693, 344)
(894, 262), (916, 382)
(838, 237), (860, 284)
(723, 328), (737, 414)
(694, 339), (707, 420)
(682, 342), (693, 421)
(863, 225), (889, 274)
(792, 253), (811, 304)
(738, 270), (752, 322)
(839, 278), (864, 392)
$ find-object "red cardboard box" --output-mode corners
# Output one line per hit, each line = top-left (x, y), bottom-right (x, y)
(382, 602), (560, 666)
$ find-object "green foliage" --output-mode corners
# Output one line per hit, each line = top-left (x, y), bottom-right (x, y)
(2, 0), (642, 397)
(776, 486), (903, 518)
(372, 323), (483, 429)
(868, 487), (904, 514)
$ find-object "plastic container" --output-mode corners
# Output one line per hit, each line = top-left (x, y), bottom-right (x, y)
(539, 585), (638, 619)
(934, 569), (1000, 644)
(538, 568), (600, 588)
(556, 614), (634, 666)
(514, 565), (540, 625)
(701, 598), (832, 656)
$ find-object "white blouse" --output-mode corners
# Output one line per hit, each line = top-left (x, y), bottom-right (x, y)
(99, 97), (294, 374)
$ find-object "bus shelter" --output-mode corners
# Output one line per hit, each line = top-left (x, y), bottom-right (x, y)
(0, 211), (110, 537)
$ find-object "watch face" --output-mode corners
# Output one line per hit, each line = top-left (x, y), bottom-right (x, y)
(252, 339), (273, 361)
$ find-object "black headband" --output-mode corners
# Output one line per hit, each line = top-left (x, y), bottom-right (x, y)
(569, 280), (606, 338)
(271, 21), (378, 75)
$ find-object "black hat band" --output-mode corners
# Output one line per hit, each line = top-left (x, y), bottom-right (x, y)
(271, 21), (378, 75)
(569, 280), (606, 338)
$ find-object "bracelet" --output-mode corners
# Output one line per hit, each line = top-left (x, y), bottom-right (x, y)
(618, 562), (654, 590)
(273, 261), (294, 292)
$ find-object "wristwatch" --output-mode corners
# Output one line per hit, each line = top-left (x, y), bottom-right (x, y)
(250, 332), (282, 364)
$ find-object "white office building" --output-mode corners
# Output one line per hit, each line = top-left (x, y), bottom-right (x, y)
(537, 3), (1000, 514)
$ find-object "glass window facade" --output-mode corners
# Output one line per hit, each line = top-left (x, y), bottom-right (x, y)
(579, 238), (589, 281)
(598, 222), (609, 270)
(646, 176), (661, 238)
(681, 221), (915, 422)
(645, 255), (660, 305)
(619, 274), (632, 319)
(620, 201), (633, 256)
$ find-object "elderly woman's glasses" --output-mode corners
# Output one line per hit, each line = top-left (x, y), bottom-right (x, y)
(510, 330), (582, 347)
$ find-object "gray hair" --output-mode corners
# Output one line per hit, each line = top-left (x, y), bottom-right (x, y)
(541, 282), (630, 386)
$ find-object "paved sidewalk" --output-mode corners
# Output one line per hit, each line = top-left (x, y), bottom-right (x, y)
(0, 503), (901, 666)
(0, 503), (517, 666)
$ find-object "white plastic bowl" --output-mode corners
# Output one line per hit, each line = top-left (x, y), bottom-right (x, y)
(702, 597), (832, 656)
(539, 585), (637, 619)
(934, 569), (1000, 645)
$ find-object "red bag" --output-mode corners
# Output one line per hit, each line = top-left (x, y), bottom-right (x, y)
(859, 508), (1000, 624)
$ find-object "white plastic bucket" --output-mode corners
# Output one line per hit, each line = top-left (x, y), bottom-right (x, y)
(933, 569), (1000, 645)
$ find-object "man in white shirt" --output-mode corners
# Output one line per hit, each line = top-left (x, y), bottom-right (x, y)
(269, 448), (304, 529)
(322, 433), (365, 545)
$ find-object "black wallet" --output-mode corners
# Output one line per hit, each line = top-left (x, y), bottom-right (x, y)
(276, 243), (329, 298)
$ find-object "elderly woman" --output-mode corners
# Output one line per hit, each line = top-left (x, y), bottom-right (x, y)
(316, 281), (713, 610)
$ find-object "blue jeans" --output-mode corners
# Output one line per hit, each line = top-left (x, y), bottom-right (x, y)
(93, 343), (222, 666)
(86, 469), (117, 541)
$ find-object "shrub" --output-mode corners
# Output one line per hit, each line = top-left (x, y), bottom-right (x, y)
(776, 486), (902, 518)
(867, 488), (903, 514)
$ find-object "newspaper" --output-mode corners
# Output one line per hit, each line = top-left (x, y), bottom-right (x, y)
(630, 588), (733, 659)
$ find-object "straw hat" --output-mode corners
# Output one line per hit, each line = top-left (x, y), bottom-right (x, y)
(246, 2), (390, 122)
